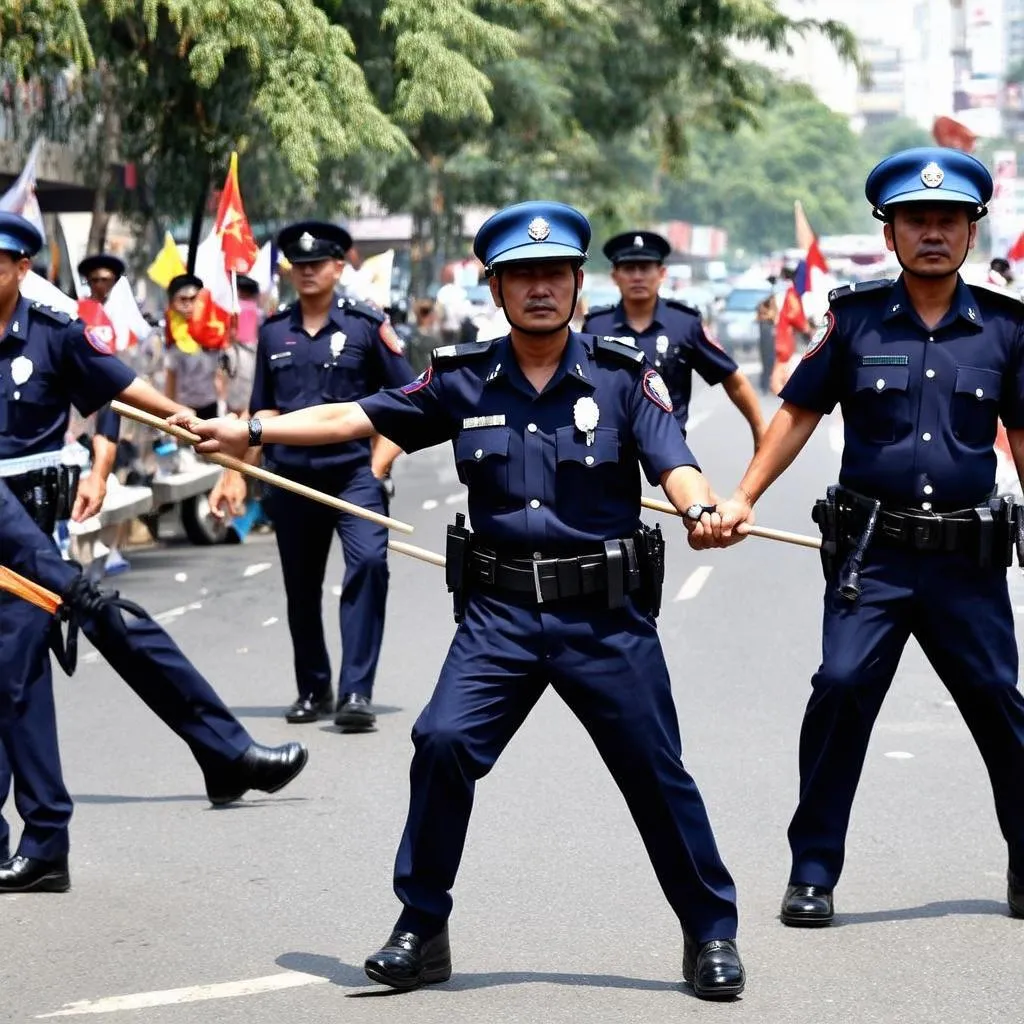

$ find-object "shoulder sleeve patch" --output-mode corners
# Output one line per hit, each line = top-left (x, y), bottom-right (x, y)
(802, 310), (835, 360)
(430, 339), (497, 369)
(594, 335), (646, 367)
(84, 323), (116, 355)
(401, 366), (432, 394)
(642, 368), (673, 412)
(827, 278), (893, 304)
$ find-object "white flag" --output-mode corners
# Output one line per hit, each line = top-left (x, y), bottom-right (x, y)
(0, 138), (46, 241)
(21, 271), (78, 316)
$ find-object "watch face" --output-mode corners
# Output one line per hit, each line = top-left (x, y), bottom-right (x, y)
(686, 504), (704, 520)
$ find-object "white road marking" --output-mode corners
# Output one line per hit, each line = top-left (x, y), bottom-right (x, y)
(37, 971), (329, 1017)
(261, 617), (278, 627)
(421, 499), (439, 511)
(884, 751), (915, 759)
(242, 562), (272, 578)
(173, 572), (187, 583)
(673, 566), (713, 602)
(444, 492), (466, 505)
(153, 602), (202, 625)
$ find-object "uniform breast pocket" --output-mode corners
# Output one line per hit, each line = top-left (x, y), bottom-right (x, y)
(322, 352), (365, 401)
(555, 426), (621, 526)
(269, 357), (302, 405)
(454, 427), (511, 504)
(952, 365), (1001, 446)
(8, 380), (58, 436)
(848, 365), (912, 445)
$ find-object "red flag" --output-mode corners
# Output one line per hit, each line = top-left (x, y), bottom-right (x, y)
(77, 298), (117, 350)
(213, 152), (258, 275)
(1009, 231), (1024, 263)
(933, 116), (977, 153)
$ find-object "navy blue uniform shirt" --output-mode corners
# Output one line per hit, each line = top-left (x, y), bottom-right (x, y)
(359, 331), (698, 550)
(250, 297), (416, 473)
(781, 275), (1024, 510)
(0, 296), (135, 459)
(583, 297), (737, 435)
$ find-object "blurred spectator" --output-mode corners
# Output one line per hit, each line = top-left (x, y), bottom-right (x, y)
(755, 281), (778, 395)
(436, 266), (469, 344)
(770, 267), (810, 395)
(989, 257), (1013, 288)
(164, 274), (220, 419)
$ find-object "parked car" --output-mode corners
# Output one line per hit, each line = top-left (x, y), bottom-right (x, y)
(715, 284), (774, 356)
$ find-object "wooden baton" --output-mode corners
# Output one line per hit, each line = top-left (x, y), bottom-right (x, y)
(640, 496), (822, 550)
(0, 566), (63, 614)
(110, 401), (415, 535)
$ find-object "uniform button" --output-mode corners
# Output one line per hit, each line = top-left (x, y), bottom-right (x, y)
(12, 390), (19, 400)
(875, 378), (886, 390)
(975, 387), (984, 398)
(923, 484), (934, 495)
(585, 455), (595, 466)
(922, 432), (932, 441)
(529, 499), (541, 509)
(922, 502), (933, 511)
(926, 369), (936, 379)
(928, 335), (934, 342)
(533, 551), (543, 559)
(474, 448), (483, 459)
(527, 423), (537, 433)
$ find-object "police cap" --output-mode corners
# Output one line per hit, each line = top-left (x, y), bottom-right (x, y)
(277, 220), (352, 264)
(865, 146), (993, 221)
(235, 274), (260, 297)
(603, 230), (670, 265)
(78, 253), (126, 279)
(168, 273), (203, 297)
(473, 201), (589, 276)
(0, 212), (42, 260)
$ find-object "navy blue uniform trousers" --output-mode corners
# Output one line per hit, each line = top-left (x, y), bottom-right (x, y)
(393, 592), (738, 944)
(266, 462), (389, 701)
(789, 547), (1024, 886)
(0, 484), (251, 859)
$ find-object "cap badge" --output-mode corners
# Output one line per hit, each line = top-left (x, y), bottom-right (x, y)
(298, 231), (315, 251)
(527, 217), (550, 242)
(633, 234), (644, 248)
(921, 162), (944, 188)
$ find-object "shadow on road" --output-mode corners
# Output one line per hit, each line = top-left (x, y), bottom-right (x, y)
(276, 952), (688, 996)
(832, 898), (1007, 925)
(72, 793), (307, 807)
(231, 704), (405, 719)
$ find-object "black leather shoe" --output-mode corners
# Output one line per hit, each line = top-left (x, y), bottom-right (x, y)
(364, 926), (452, 991)
(0, 854), (70, 894)
(285, 692), (334, 724)
(682, 937), (745, 1000)
(781, 883), (835, 926)
(334, 693), (377, 732)
(1009, 870), (1024, 918)
(205, 741), (309, 807)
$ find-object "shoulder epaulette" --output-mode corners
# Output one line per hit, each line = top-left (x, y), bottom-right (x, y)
(30, 302), (71, 325)
(338, 296), (386, 324)
(827, 279), (893, 304)
(663, 297), (701, 317)
(593, 335), (647, 367)
(582, 303), (616, 323)
(431, 339), (498, 369)
(967, 281), (1024, 308)
(264, 304), (292, 323)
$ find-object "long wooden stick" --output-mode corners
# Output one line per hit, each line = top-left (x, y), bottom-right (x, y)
(0, 566), (62, 614)
(640, 496), (822, 550)
(388, 539), (447, 568)
(110, 401), (414, 535)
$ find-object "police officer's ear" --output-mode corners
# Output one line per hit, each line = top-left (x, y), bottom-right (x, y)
(882, 220), (896, 253)
(488, 272), (503, 309)
(967, 219), (978, 252)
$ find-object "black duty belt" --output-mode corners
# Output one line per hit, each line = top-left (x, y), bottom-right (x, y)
(468, 541), (641, 605)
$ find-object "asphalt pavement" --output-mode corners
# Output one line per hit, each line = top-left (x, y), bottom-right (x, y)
(3, 368), (1023, 1023)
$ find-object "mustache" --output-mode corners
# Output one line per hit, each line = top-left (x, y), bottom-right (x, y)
(524, 300), (557, 311)
(917, 248), (950, 257)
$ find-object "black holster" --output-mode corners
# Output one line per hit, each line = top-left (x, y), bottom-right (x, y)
(8, 466), (80, 535)
(633, 523), (666, 619)
(811, 485), (878, 603)
(445, 512), (472, 623)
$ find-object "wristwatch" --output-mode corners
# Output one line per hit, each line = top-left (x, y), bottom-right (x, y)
(247, 417), (263, 447)
(683, 503), (716, 522)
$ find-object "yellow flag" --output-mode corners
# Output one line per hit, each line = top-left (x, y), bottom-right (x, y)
(147, 231), (187, 290)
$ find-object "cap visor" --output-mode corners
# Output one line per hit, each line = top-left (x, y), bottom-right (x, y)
(882, 188), (981, 208)
(287, 253), (336, 264)
(611, 254), (662, 264)
(490, 242), (585, 266)
(0, 235), (30, 256)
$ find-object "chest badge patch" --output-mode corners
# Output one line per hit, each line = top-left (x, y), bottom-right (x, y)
(573, 395), (600, 446)
(803, 311), (835, 360)
(10, 355), (33, 386)
(642, 369), (673, 413)
(330, 331), (346, 359)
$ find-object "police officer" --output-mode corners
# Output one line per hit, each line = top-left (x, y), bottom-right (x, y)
(209, 221), (415, 730)
(706, 147), (1024, 925)
(0, 213), (306, 892)
(584, 231), (765, 448)
(180, 201), (746, 1000)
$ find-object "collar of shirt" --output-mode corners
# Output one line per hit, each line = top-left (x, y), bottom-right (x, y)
(482, 332), (596, 398)
(612, 297), (665, 334)
(287, 298), (349, 338)
(881, 275), (983, 332)
(0, 296), (32, 349)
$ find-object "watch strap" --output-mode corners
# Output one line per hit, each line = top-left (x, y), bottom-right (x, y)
(247, 417), (263, 447)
